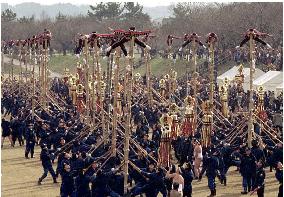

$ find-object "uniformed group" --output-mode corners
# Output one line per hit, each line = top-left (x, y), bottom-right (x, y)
(1, 27), (283, 197)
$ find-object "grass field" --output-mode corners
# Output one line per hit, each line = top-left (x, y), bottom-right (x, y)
(2, 53), (239, 78)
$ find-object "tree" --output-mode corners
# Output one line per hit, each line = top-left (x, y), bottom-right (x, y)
(17, 15), (35, 23)
(88, 2), (123, 21)
(120, 2), (151, 29)
(122, 2), (143, 18)
(1, 9), (16, 22)
(56, 12), (67, 21)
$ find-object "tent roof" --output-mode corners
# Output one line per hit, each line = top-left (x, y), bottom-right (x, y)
(217, 66), (264, 82)
(253, 71), (282, 86)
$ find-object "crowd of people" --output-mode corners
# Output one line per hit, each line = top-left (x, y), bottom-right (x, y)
(1, 71), (283, 197)
(1, 28), (283, 197)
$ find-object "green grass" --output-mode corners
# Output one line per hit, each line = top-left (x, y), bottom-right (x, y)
(2, 53), (268, 78)
(1, 62), (22, 75)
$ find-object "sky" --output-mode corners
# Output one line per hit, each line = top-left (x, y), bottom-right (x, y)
(2, 0), (283, 7)
(1, 0), (174, 7)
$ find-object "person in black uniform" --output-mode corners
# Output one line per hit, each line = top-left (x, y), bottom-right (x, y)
(1, 118), (12, 148)
(10, 116), (23, 147)
(199, 148), (219, 197)
(75, 169), (91, 197)
(250, 160), (265, 197)
(24, 123), (37, 159)
(180, 162), (194, 197)
(240, 147), (257, 195)
(90, 168), (120, 197)
(60, 163), (75, 197)
(275, 162), (283, 197)
(38, 144), (57, 185)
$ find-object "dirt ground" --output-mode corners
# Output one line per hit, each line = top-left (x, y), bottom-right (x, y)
(1, 142), (280, 197)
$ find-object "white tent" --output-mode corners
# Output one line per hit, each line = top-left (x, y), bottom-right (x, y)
(253, 71), (283, 92)
(276, 83), (283, 96)
(217, 66), (239, 84)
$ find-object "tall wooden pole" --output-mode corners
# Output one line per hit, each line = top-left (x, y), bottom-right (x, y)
(192, 38), (198, 135)
(145, 49), (153, 106)
(106, 52), (113, 141)
(124, 36), (134, 195)
(112, 48), (121, 156)
(31, 45), (35, 121)
(186, 46), (190, 96)
(93, 40), (106, 144)
(209, 41), (214, 107)
(248, 34), (255, 148)
(10, 48), (14, 81)
(42, 39), (48, 110)
(91, 45), (95, 124)
(19, 42), (23, 82)
(83, 38), (90, 120)
(1, 52), (3, 72)
(24, 45), (28, 83)
(38, 46), (41, 82)
(208, 39), (215, 142)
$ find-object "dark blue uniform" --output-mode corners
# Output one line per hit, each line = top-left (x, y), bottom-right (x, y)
(200, 154), (219, 196)
(91, 169), (120, 197)
(25, 127), (36, 158)
(1, 119), (10, 137)
(255, 167), (265, 197)
(38, 147), (57, 184)
(75, 171), (91, 197)
(275, 168), (283, 197)
(181, 167), (193, 197)
(131, 169), (167, 197)
(240, 153), (257, 193)
(60, 169), (75, 197)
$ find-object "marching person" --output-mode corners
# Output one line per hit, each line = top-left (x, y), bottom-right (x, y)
(250, 160), (265, 197)
(275, 162), (283, 197)
(199, 148), (219, 197)
(60, 163), (75, 197)
(1, 118), (12, 148)
(10, 116), (23, 147)
(240, 147), (257, 195)
(38, 144), (58, 185)
(180, 163), (194, 197)
(24, 123), (37, 159)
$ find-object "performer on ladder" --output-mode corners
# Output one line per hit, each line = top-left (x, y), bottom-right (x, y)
(74, 32), (101, 57)
(179, 32), (206, 51)
(166, 34), (181, 47)
(206, 32), (218, 45)
(239, 28), (272, 48)
(105, 26), (151, 57)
